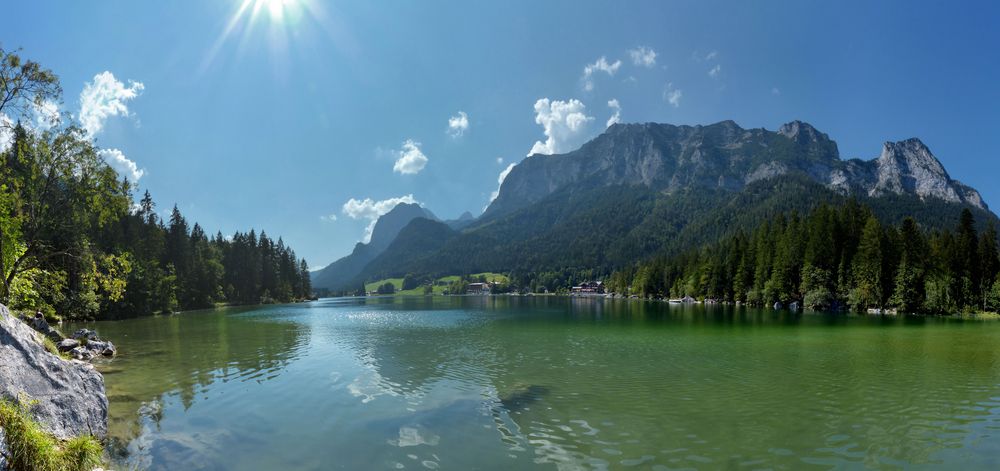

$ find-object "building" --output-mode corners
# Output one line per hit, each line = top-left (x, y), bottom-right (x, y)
(466, 282), (491, 295)
(571, 281), (605, 294)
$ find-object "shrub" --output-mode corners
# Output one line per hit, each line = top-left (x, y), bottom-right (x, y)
(0, 398), (103, 471)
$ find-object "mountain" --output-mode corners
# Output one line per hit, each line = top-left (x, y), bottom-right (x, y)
(444, 211), (476, 230)
(311, 203), (437, 290)
(484, 120), (985, 220)
(332, 120), (995, 289)
(358, 218), (459, 280)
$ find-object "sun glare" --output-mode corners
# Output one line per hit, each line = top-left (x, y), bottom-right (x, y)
(201, 0), (347, 75)
(261, 0), (288, 20)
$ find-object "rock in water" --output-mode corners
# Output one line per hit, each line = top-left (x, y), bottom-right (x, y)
(57, 338), (80, 352)
(72, 329), (99, 341)
(69, 347), (95, 362)
(0, 303), (108, 440)
(84, 340), (116, 358)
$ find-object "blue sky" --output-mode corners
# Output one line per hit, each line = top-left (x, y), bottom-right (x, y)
(4, 0), (998, 269)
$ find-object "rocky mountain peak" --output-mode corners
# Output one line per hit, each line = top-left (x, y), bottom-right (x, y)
(878, 138), (947, 175)
(368, 203), (437, 252)
(484, 120), (988, 220)
(870, 137), (962, 203)
(778, 120), (828, 144)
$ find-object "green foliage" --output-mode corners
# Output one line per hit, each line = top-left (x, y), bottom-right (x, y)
(40, 335), (60, 357)
(402, 274), (420, 291)
(607, 202), (1000, 315)
(0, 398), (104, 471)
(986, 277), (1000, 312)
(0, 48), (312, 320)
(850, 216), (884, 310)
(344, 168), (997, 297)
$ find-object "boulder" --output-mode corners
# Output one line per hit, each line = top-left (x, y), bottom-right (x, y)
(72, 329), (99, 341)
(57, 338), (80, 352)
(0, 304), (107, 440)
(22, 312), (64, 343)
(84, 340), (116, 358)
(69, 347), (95, 362)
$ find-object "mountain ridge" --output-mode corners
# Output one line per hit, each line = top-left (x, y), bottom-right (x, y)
(483, 120), (985, 221)
(311, 202), (437, 290)
(315, 120), (993, 291)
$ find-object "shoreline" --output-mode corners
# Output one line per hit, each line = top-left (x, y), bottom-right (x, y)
(321, 293), (1000, 319)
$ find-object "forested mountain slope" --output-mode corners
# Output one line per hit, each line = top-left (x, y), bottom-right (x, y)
(326, 121), (995, 291)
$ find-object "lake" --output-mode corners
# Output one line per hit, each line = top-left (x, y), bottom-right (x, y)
(68, 297), (1000, 470)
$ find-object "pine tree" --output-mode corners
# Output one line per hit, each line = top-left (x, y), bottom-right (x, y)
(978, 223), (999, 309)
(850, 216), (884, 311)
(889, 218), (927, 313)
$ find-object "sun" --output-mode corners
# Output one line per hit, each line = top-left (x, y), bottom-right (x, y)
(201, 0), (328, 74)
(259, 0), (292, 21)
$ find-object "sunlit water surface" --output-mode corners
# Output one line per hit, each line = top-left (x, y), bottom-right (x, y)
(68, 297), (1000, 470)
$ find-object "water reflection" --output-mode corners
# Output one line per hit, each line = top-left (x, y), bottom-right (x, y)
(68, 305), (308, 465)
(74, 297), (1000, 470)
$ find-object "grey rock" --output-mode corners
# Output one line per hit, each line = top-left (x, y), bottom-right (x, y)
(72, 329), (98, 341)
(0, 304), (107, 440)
(773, 301), (783, 310)
(57, 338), (80, 352)
(69, 347), (94, 362)
(1, 427), (7, 471)
(85, 340), (116, 357)
(871, 139), (962, 203)
(23, 313), (64, 343)
(45, 329), (62, 343)
(483, 120), (987, 220)
(30, 314), (50, 332)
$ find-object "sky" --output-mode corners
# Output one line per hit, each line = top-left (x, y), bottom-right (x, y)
(3, 0), (999, 269)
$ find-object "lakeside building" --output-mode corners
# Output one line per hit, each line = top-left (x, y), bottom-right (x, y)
(571, 281), (605, 294)
(466, 282), (492, 295)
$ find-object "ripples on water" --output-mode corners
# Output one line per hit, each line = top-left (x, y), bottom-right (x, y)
(69, 297), (1000, 470)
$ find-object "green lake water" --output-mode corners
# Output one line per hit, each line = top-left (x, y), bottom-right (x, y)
(67, 297), (1000, 470)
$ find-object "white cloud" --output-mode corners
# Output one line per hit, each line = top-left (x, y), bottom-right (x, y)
(341, 194), (419, 242)
(0, 114), (13, 153)
(496, 157), (504, 164)
(320, 214), (338, 222)
(33, 100), (61, 131)
(447, 111), (469, 138)
(488, 163), (517, 207)
(582, 56), (622, 91)
(606, 99), (621, 128)
(79, 71), (144, 137)
(528, 98), (595, 156)
(98, 148), (145, 182)
(772, 87), (781, 96)
(705, 50), (718, 61)
(627, 46), (657, 67)
(708, 64), (721, 78)
(392, 139), (428, 175)
(663, 83), (683, 108)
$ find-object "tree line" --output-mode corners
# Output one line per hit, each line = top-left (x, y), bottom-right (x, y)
(606, 201), (1000, 314)
(1, 47), (311, 320)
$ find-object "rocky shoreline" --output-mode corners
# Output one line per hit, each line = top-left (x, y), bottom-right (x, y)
(19, 312), (117, 362)
(0, 304), (109, 469)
